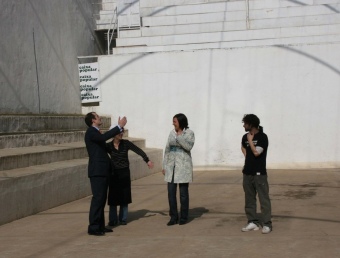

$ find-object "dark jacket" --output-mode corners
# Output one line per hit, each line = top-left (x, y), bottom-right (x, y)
(106, 139), (150, 205)
(84, 126), (121, 177)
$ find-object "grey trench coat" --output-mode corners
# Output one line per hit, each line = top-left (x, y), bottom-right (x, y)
(163, 128), (195, 183)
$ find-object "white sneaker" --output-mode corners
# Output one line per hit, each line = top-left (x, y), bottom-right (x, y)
(241, 222), (259, 232)
(262, 226), (272, 234)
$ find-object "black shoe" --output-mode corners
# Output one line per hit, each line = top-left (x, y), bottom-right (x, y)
(88, 231), (105, 236)
(179, 220), (187, 225)
(167, 219), (178, 226)
(120, 221), (127, 225)
(104, 227), (113, 233)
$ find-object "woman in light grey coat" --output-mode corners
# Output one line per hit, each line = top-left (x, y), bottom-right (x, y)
(162, 113), (195, 226)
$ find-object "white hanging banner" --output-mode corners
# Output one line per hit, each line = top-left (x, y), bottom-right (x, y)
(78, 62), (102, 103)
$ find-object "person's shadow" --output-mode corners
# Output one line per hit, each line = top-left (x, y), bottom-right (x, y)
(186, 207), (209, 223)
(127, 207), (209, 224)
(127, 209), (165, 223)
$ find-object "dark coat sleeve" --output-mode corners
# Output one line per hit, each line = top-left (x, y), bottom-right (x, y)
(125, 140), (149, 163)
(88, 126), (121, 143)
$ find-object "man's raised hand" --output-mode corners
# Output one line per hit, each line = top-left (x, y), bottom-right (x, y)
(118, 116), (127, 128)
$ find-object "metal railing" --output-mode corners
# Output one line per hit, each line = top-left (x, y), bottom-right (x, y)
(107, 6), (118, 55)
(92, 1), (118, 55)
(245, 0), (250, 30)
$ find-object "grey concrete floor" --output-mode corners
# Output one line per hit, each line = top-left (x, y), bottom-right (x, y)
(0, 169), (340, 258)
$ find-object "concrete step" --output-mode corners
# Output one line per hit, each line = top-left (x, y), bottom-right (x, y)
(142, 10), (246, 27)
(0, 129), (130, 149)
(0, 115), (110, 134)
(98, 1), (340, 30)
(97, 24), (115, 30)
(250, 13), (340, 29)
(0, 147), (163, 225)
(140, 1), (340, 22)
(140, 13), (340, 36)
(139, 0), (243, 8)
(96, 0), (339, 30)
(97, 24), (140, 30)
(250, 4), (340, 20)
(249, 0), (338, 9)
(141, 20), (246, 36)
(0, 136), (145, 171)
(116, 23), (340, 47)
(0, 142), (88, 172)
(140, 1), (245, 17)
(0, 158), (90, 226)
(141, 4), (340, 27)
(112, 33), (340, 54)
(97, 10), (117, 21)
(120, 29), (142, 38)
(314, 0), (340, 4)
(98, 1), (242, 28)
(139, 0), (337, 9)
(0, 113), (164, 226)
(0, 130), (86, 149)
(96, 18), (117, 26)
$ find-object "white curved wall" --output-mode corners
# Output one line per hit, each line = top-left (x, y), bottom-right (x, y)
(83, 43), (340, 168)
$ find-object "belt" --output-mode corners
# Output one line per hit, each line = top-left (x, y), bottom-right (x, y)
(170, 146), (181, 152)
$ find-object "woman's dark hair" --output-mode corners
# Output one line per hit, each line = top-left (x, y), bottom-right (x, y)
(242, 114), (263, 132)
(85, 112), (96, 127)
(173, 113), (189, 130)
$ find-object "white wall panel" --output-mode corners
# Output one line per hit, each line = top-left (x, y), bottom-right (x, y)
(83, 43), (340, 168)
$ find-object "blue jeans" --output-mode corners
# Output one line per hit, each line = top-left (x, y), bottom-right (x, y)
(167, 182), (189, 222)
(109, 205), (128, 223)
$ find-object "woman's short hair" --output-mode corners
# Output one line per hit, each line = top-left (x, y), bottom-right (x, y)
(173, 113), (189, 130)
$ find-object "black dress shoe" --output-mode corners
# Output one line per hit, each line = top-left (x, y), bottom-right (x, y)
(179, 220), (187, 225)
(104, 227), (113, 232)
(88, 231), (105, 236)
(167, 219), (178, 226)
(120, 221), (127, 225)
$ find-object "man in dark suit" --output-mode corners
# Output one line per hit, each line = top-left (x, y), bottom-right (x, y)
(84, 112), (127, 236)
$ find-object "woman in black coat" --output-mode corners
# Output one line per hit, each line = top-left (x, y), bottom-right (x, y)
(106, 128), (154, 226)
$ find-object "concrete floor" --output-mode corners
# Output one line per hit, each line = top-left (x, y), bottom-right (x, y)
(0, 168), (340, 258)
